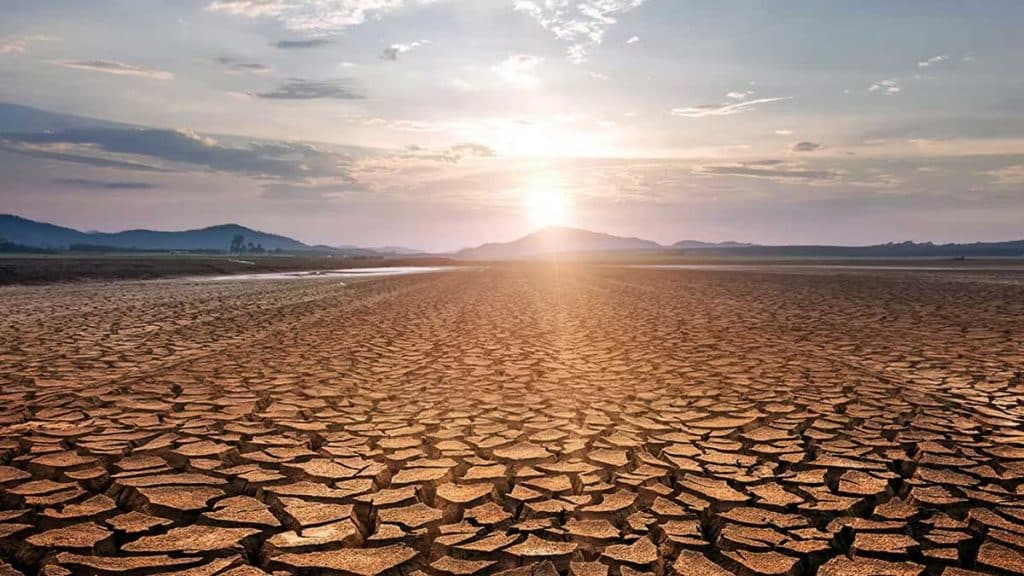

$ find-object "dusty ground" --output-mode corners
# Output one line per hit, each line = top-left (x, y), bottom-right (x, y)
(1, 265), (1023, 576)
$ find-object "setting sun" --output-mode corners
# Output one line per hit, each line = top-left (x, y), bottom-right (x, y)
(524, 188), (569, 228)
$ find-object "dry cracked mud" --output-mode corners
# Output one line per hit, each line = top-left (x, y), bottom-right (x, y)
(1, 265), (1023, 576)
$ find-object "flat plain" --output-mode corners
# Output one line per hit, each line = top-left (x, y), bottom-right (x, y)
(1, 265), (1023, 576)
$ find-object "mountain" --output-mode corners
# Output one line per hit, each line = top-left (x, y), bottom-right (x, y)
(0, 214), (312, 252)
(673, 240), (753, 249)
(672, 240), (1024, 258)
(368, 246), (424, 255)
(457, 226), (664, 260)
(336, 244), (424, 256)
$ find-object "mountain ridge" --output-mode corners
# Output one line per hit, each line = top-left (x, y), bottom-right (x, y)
(4, 214), (1024, 259)
(1, 214), (316, 252)
(456, 226), (663, 260)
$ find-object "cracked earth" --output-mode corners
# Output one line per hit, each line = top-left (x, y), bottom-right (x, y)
(1, 265), (1023, 576)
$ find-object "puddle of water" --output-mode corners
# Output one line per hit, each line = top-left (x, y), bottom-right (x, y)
(196, 266), (448, 282)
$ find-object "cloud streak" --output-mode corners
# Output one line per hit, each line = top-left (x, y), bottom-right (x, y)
(0, 127), (356, 181)
(695, 160), (839, 182)
(670, 97), (791, 118)
(52, 178), (159, 190)
(987, 164), (1024, 185)
(55, 60), (174, 80)
(792, 141), (824, 152)
(256, 78), (363, 99)
(0, 35), (57, 54)
(274, 38), (333, 49)
(214, 57), (272, 75)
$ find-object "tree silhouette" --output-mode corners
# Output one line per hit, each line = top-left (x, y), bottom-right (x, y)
(230, 234), (245, 253)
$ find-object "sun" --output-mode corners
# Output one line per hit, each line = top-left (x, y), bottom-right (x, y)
(523, 188), (569, 229)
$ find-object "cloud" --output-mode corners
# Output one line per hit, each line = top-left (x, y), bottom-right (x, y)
(260, 182), (360, 202)
(0, 35), (58, 55)
(670, 96), (791, 118)
(381, 41), (427, 61)
(207, 0), (434, 34)
(725, 90), (754, 100)
(274, 38), (333, 49)
(775, 129), (793, 136)
(492, 54), (542, 88)
(695, 160), (839, 182)
(448, 142), (495, 158)
(256, 78), (363, 99)
(987, 164), (1024, 185)
(0, 142), (173, 172)
(0, 127), (356, 182)
(449, 78), (476, 92)
(52, 178), (159, 190)
(917, 54), (948, 69)
(626, 36), (639, 45)
(514, 0), (646, 63)
(792, 141), (824, 152)
(868, 78), (900, 95)
(55, 60), (174, 80)
(214, 57), (272, 75)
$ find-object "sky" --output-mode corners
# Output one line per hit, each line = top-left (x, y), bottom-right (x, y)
(1, 0), (1023, 251)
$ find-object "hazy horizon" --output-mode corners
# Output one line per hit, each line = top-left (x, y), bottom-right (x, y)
(2, 1), (1023, 251)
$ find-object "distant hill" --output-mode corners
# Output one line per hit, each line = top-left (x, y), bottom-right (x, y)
(336, 244), (424, 256)
(369, 246), (424, 256)
(456, 226), (1024, 260)
(457, 226), (664, 260)
(674, 240), (1024, 258)
(0, 214), (312, 252)
(674, 240), (753, 249)
(5, 213), (1023, 259)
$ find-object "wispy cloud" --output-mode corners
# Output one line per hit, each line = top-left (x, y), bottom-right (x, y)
(695, 159), (839, 182)
(868, 78), (900, 95)
(256, 78), (363, 100)
(214, 57), (272, 75)
(52, 178), (159, 190)
(207, 0), (433, 34)
(381, 41), (427, 61)
(626, 36), (639, 45)
(0, 34), (58, 55)
(274, 38), (333, 49)
(1, 126), (358, 182)
(987, 164), (1024, 185)
(670, 96), (791, 118)
(492, 54), (542, 88)
(55, 60), (173, 80)
(449, 78), (477, 92)
(791, 141), (824, 152)
(514, 0), (646, 63)
(917, 54), (948, 69)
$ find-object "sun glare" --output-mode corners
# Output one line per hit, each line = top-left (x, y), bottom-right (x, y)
(524, 188), (569, 229)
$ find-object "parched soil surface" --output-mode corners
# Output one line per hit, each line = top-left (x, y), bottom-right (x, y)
(1, 265), (1023, 576)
